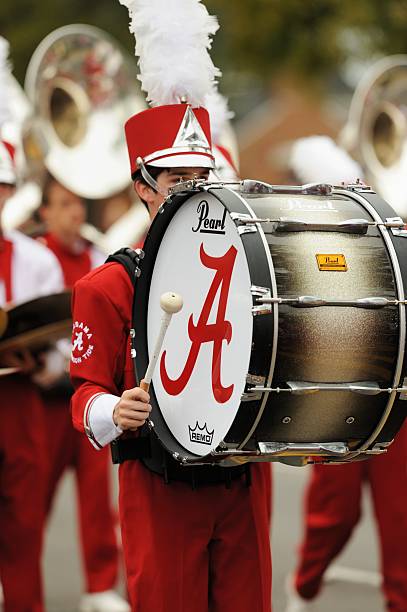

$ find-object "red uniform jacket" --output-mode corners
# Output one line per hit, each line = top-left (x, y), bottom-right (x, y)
(41, 233), (105, 288)
(70, 262), (135, 446)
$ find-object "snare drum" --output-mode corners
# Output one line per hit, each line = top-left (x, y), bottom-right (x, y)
(132, 182), (407, 465)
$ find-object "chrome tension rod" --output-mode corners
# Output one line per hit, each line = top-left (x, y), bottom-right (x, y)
(256, 295), (407, 309)
(232, 216), (404, 235)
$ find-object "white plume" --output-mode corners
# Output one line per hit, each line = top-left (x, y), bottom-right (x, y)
(204, 89), (234, 143)
(290, 136), (364, 185)
(0, 36), (12, 128)
(119, 0), (221, 107)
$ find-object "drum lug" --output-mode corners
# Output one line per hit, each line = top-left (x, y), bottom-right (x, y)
(387, 216), (407, 237)
(369, 441), (392, 452)
(398, 377), (407, 399)
(241, 389), (263, 401)
(168, 178), (206, 196)
(230, 212), (252, 223)
(230, 212), (258, 235)
(251, 285), (272, 316)
(345, 182), (374, 193)
(246, 373), (266, 385)
(238, 225), (257, 235)
(250, 285), (270, 297)
(357, 443), (390, 457)
(217, 440), (228, 449)
(257, 441), (349, 457)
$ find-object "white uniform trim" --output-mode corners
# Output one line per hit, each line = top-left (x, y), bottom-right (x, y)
(89, 245), (106, 270)
(3, 230), (64, 305)
(85, 392), (122, 449)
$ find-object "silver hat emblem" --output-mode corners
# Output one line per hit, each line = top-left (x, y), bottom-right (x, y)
(172, 106), (210, 150)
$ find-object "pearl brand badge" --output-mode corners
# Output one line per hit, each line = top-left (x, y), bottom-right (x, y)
(71, 321), (94, 364)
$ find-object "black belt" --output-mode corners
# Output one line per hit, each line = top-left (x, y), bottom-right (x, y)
(110, 436), (251, 488)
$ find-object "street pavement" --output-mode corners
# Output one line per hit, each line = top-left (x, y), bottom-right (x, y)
(44, 462), (384, 611)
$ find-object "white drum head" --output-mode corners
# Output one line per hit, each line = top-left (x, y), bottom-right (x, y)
(147, 192), (253, 456)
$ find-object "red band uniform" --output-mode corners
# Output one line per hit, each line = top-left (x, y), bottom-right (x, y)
(70, 104), (272, 612)
(40, 224), (121, 596)
(286, 136), (407, 612)
(0, 141), (64, 612)
(293, 425), (407, 611)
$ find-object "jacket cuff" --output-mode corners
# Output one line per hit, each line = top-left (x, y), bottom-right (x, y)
(84, 393), (123, 449)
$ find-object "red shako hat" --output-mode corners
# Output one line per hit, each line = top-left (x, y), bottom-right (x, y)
(125, 104), (214, 177)
(213, 144), (239, 180)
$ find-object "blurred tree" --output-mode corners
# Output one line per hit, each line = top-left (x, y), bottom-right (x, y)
(207, 0), (407, 85)
(0, 0), (134, 83)
(1, 0), (407, 87)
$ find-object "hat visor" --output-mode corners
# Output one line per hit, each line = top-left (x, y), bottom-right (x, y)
(148, 153), (214, 169)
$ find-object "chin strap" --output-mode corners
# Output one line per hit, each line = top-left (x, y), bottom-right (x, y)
(136, 157), (168, 197)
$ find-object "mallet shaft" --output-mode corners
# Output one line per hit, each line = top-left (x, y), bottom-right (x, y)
(140, 291), (183, 392)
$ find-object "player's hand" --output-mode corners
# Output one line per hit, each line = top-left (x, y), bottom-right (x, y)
(32, 348), (68, 388)
(0, 347), (38, 373)
(113, 385), (151, 431)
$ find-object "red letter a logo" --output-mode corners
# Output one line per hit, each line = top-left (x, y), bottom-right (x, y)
(160, 243), (237, 403)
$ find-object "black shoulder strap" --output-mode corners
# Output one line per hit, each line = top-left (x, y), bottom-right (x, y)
(105, 247), (141, 287)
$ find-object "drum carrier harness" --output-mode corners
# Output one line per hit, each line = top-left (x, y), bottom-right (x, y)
(105, 248), (251, 488)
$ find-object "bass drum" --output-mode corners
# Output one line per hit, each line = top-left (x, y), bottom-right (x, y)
(132, 182), (407, 466)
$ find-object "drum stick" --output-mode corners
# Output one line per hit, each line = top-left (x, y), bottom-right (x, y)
(140, 291), (183, 393)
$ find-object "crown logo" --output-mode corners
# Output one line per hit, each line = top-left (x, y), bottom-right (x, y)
(188, 421), (214, 445)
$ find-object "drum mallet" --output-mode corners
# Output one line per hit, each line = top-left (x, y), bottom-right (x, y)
(140, 291), (183, 393)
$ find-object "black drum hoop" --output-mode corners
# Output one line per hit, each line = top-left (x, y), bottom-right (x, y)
(132, 189), (201, 461)
(340, 190), (407, 449)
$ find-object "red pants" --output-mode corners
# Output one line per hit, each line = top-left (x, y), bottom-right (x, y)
(0, 376), (47, 612)
(119, 461), (272, 612)
(295, 424), (407, 611)
(44, 395), (119, 593)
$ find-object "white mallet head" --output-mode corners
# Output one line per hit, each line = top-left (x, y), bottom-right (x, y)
(160, 292), (183, 315)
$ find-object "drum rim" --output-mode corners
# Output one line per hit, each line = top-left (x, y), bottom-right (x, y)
(334, 188), (407, 457)
(133, 188), (208, 460)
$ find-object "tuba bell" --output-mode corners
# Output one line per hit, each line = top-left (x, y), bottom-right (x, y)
(340, 55), (407, 216)
(9, 24), (149, 249)
(24, 23), (146, 199)
(1, 74), (43, 232)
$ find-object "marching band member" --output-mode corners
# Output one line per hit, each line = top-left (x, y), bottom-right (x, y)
(0, 36), (64, 612)
(38, 173), (130, 612)
(69, 1), (272, 610)
(285, 136), (407, 612)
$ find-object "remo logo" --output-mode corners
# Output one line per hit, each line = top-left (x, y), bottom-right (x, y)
(160, 243), (237, 403)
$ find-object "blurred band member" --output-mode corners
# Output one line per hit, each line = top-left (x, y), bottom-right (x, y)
(285, 136), (407, 612)
(0, 140), (64, 612)
(38, 174), (130, 612)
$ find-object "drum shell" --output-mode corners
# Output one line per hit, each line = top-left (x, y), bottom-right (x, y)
(229, 189), (405, 450)
(132, 185), (407, 463)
